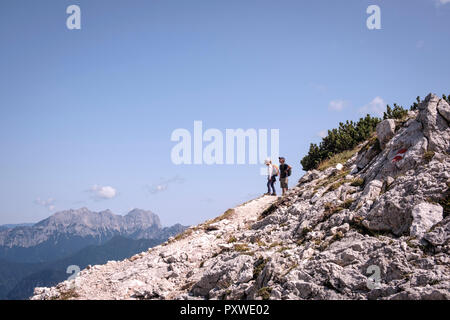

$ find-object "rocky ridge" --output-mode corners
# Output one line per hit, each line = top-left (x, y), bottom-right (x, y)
(32, 93), (450, 300)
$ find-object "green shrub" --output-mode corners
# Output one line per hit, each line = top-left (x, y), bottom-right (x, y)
(383, 103), (408, 120)
(423, 151), (435, 163)
(257, 287), (272, 300)
(301, 115), (380, 171)
(350, 178), (365, 187)
(410, 96), (421, 111)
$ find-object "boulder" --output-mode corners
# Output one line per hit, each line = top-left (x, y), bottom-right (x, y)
(418, 94), (450, 153)
(410, 203), (443, 238)
(376, 119), (396, 149)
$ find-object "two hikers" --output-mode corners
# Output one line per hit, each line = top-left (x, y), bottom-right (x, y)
(264, 157), (292, 196)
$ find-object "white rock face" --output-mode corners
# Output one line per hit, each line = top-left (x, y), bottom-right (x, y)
(376, 119), (396, 149)
(410, 203), (443, 238)
(31, 94), (450, 301)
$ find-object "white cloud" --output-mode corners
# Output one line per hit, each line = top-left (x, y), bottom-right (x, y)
(437, 0), (450, 5)
(317, 130), (328, 138)
(359, 96), (386, 117)
(90, 185), (117, 200)
(328, 99), (348, 111)
(34, 197), (56, 211)
(147, 175), (185, 195)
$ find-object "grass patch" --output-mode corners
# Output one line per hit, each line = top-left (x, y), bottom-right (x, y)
(423, 151), (435, 164)
(234, 244), (249, 252)
(282, 263), (299, 277)
(227, 236), (237, 243)
(321, 202), (344, 222)
(204, 209), (235, 227)
(174, 228), (195, 242)
(268, 241), (282, 249)
(350, 178), (365, 187)
(56, 288), (79, 300)
(327, 180), (345, 192)
(342, 199), (355, 209)
(318, 146), (361, 171)
(257, 287), (272, 300)
(276, 246), (290, 253)
(253, 258), (269, 280)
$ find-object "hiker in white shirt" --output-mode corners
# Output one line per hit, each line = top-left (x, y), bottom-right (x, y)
(264, 158), (279, 196)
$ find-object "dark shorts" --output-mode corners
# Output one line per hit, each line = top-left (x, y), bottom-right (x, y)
(280, 177), (288, 188)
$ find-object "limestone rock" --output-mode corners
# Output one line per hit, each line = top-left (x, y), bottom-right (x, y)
(376, 119), (396, 149)
(410, 203), (443, 238)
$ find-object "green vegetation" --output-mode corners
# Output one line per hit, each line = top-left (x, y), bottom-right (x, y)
(268, 241), (282, 249)
(317, 147), (360, 171)
(423, 151), (435, 164)
(301, 115), (380, 171)
(383, 103), (408, 120)
(350, 177), (365, 187)
(442, 94), (450, 104)
(301, 100), (417, 171)
(227, 236), (237, 244)
(409, 96), (421, 111)
(233, 244), (249, 252)
(56, 287), (79, 300)
(257, 287), (272, 300)
(253, 258), (269, 280)
(342, 199), (355, 209)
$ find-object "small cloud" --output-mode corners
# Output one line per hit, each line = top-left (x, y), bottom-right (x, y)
(146, 175), (185, 195)
(328, 99), (348, 112)
(89, 185), (117, 200)
(358, 96), (386, 117)
(317, 130), (328, 138)
(34, 197), (56, 211)
(436, 0), (450, 5)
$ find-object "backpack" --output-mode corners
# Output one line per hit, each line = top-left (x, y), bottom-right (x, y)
(287, 167), (292, 177)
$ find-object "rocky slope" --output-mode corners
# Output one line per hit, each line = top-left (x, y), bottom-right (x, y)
(32, 93), (450, 300)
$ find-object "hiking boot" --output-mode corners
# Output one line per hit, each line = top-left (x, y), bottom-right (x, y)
(264, 192), (271, 196)
(271, 193), (277, 196)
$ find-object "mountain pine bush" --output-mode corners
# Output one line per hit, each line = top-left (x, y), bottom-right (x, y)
(410, 96), (421, 111)
(301, 115), (380, 171)
(383, 103), (408, 120)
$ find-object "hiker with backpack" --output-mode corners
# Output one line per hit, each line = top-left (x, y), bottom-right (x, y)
(264, 158), (279, 196)
(278, 157), (292, 196)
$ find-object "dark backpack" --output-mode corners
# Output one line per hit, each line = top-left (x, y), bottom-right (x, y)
(287, 167), (292, 177)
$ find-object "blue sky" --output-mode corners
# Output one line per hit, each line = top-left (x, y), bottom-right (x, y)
(1, 0), (449, 226)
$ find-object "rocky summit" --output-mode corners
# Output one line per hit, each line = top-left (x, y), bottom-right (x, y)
(32, 94), (450, 300)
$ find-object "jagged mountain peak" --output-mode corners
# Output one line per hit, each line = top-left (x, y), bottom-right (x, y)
(32, 94), (450, 300)
(0, 208), (174, 250)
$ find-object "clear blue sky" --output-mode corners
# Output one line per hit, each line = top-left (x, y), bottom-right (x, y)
(1, 0), (449, 226)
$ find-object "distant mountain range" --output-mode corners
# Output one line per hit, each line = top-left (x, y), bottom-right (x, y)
(0, 223), (34, 232)
(0, 208), (187, 299)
